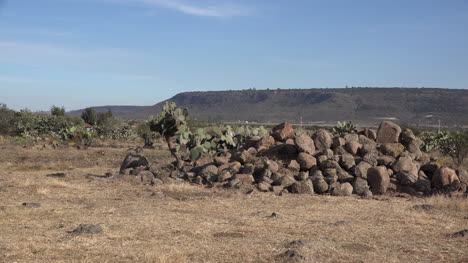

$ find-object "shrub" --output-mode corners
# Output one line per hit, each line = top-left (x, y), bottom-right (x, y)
(50, 105), (65, 117)
(135, 123), (157, 147)
(0, 104), (15, 135)
(81, 108), (97, 126)
(332, 121), (356, 135)
(437, 131), (468, 167)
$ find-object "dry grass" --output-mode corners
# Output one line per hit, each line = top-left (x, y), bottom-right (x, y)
(0, 144), (467, 263)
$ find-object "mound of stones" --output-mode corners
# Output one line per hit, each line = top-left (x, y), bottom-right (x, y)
(179, 121), (467, 197)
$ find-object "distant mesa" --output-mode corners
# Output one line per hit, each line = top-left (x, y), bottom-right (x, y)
(69, 88), (468, 126)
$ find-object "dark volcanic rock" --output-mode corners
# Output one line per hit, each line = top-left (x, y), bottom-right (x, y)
(276, 249), (305, 262)
(22, 202), (41, 208)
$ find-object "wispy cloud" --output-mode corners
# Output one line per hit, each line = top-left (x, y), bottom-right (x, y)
(0, 40), (136, 66)
(101, 0), (253, 17)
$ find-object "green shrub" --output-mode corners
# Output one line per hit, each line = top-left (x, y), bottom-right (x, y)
(81, 108), (97, 126)
(0, 104), (15, 135)
(50, 105), (65, 117)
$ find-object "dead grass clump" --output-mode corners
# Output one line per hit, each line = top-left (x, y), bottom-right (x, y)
(423, 194), (468, 213)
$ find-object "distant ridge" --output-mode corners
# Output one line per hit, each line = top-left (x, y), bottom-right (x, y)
(68, 105), (146, 116)
(71, 88), (468, 126)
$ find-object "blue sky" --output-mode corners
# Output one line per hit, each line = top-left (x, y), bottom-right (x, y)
(1, 0), (467, 111)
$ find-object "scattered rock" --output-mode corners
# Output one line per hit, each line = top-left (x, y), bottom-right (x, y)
(268, 212), (280, 218)
(333, 220), (349, 226)
(68, 224), (103, 235)
(46, 173), (65, 178)
(449, 229), (468, 238)
(119, 154), (149, 174)
(275, 250), (305, 262)
(22, 202), (41, 208)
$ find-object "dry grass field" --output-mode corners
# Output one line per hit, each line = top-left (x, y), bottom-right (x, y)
(0, 143), (467, 263)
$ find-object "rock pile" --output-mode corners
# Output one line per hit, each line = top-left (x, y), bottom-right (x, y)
(182, 121), (467, 197)
(123, 121), (467, 197)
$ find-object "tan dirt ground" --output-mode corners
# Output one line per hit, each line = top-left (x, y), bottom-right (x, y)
(0, 144), (467, 263)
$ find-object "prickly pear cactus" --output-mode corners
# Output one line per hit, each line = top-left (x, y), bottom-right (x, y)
(147, 102), (188, 138)
(147, 102), (189, 169)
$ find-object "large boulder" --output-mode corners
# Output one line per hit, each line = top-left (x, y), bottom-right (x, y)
(233, 150), (253, 164)
(456, 168), (468, 192)
(272, 122), (295, 142)
(313, 129), (332, 151)
(232, 174), (255, 187)
(340, 153), (355, 170)
(256, 135), (275, 151)
(345, 141), (361, 155)
(432, 167), (461, 192)
(379, 143), (405, 158)
(353, 177), (370, 196)
(273, 175), (296, 187)
(295, 134), (315, 154)
(413, 170), (431, 194)
(199, 165), (219, 182)
(363, 128), (377, 140)
(353, 161), (372, 179)
(392, 156), (419, 185)
(367, 166), (390, 195)
(289, 180), (314, 194)
(119, 154), (149, 174)
(311, 171), (329, 194)
(297, 153), (317, 171)
(319, 159), (341, 170)
(332, 137), (346, 149)
(376, 121), (402, 143)
(377, 155), (396, 167)
(331, 182), (353, 196)
(337, 169), (354, 183)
